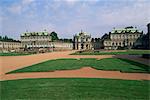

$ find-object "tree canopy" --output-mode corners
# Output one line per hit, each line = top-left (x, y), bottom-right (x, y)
(0, 35), (20, 42)
(50, 31), (59, 41)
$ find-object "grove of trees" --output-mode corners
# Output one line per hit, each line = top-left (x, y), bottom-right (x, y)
(0, 35), (20, 42)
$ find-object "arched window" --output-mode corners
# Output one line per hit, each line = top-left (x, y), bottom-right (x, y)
(86, 44), (88, 49)
(130, 42), (132, 46)
(81, 44), (84, 49)
(112, 42), (114, 46)
(86, 38), (88, 41)
(119, 42), (121, 46)
(116, 43), (118, 46)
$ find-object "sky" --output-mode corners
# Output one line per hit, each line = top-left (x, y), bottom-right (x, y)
(0, 0), (150, 39)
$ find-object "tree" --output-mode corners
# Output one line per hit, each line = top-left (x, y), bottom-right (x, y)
(0, 35), (20, 42)
(50, 31), (59, 41)
(3, 35), (8, 41)
(0, 36), (2, 41)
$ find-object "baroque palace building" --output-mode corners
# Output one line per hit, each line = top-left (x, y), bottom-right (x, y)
(21, 31), (73, 52)
(21, 31), (52, 49)
(73, 31), (92, 50)
(103, 26), (143, 50)
(1, 24), (148, 53)
(0, 41), (22, 52)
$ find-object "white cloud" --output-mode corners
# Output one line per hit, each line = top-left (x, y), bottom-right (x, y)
(63, 0), (98, 2)
(95, 1), (150, 27)
(54, 0), (98, 6)
(7, 0), (35, 14)
(22, 0), (35, 5)
(58, 0), (150, 37)
(2, 0), (150, 38)
(7, 5), (22, 14)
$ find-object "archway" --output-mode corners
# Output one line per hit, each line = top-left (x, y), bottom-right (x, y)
(81, 44), (84, 49)
(86, 44), (88, 49)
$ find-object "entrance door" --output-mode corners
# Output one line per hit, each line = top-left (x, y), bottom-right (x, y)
(81, 44), (84, 49)
(86, 44), (88, 49)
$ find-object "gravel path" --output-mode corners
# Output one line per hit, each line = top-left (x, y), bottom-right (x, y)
(0, 51), (149, 81)
(0, 67), (149, 81)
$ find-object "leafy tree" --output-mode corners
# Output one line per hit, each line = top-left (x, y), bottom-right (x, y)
(0, 35), (20, 42)
(50, 31), (59, 41)
(3, 35), (8, 41)
(0, 36), (2, 41)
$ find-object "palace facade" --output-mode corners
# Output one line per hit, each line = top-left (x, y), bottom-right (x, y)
(103, 27), (143, 50)
(21, 31), (72, 52)
(0, 41), (22, 52)
(21, 31), (52, 49)
(1, 24), (149, 53)
(73, 31), (92, 50)
(53, 42), (73, 51)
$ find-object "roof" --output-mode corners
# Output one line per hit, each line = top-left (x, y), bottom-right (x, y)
(111, 27), (141, 34)
(21, 32), (50, 36)
(74, 31), (91, 38)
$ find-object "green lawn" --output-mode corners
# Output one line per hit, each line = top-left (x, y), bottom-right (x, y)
(1, 78), (149, 100)
(72, 50), (150, 55)
(0, 52), (32, 56)
(8, 58), (150, 74)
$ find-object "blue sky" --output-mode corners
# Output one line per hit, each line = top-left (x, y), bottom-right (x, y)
(0, 0), (150, 39)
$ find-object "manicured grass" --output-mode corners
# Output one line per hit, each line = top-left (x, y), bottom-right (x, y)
(1, 78), (149, 100)
(8, 58), (150, 74)
(0, 52), (32, 56)
(72, 50), (150, 55)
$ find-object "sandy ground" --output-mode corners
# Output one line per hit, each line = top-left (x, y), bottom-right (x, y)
(0, 50), (114, 75)
(0, 67), (149, 81)
(0, 50), (149, 81)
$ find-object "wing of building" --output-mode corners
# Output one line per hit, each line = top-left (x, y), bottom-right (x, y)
(21, 31), (73, 52)
(21, 32), (52, 48)
(103, 26), (143, 50)
(0, 41), (22, 53)
(73, 31), (92, 50)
